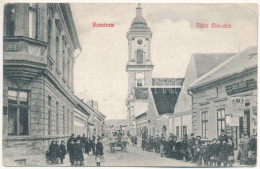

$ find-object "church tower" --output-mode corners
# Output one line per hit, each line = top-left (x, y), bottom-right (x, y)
(126, 4), (154, 135)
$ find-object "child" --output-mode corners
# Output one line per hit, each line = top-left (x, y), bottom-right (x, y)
(209, 139), (217, 166)
(194, 140), (201, 166)
(96, 138), (104, 167)
(160, 137), (166, 157)
(227, 138), (235, 167)
(59, 140), (66, 164)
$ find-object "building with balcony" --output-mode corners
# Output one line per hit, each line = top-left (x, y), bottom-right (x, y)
(3, 3), (81, 166)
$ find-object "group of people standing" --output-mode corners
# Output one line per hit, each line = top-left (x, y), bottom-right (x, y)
(48, 133), (104, 166)
(47, 140), (66, 164)
(237, 133), (257, 165)
(141, 130), (257, 167)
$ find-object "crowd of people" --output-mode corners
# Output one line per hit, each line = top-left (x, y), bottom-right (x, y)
(47, 133), (104, 166)
(140, 130), (257, 167)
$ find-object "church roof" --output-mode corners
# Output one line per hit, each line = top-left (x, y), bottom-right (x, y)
(150, 88), (181, 115)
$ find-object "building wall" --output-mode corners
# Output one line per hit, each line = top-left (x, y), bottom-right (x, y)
(191, 69), (257, 143)
(3, 3), (78, 166)
(3, 75), (74, 165)
(74, 107), (89, 137)
(173, 112), (192, 138)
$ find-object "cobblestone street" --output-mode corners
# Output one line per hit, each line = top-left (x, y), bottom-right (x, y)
(47, 138), (249, 167)
(54, 139), (196, 167)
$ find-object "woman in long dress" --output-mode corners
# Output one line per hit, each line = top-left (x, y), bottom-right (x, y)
(238, 133), (245, 164)
(59, 140), (66, 164)
(49, 140), (56, 164)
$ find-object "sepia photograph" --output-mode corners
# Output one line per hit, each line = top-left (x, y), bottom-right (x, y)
(1, 1), (258, 167)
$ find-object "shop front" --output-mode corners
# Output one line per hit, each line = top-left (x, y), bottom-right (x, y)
(188, 47), (257, 147)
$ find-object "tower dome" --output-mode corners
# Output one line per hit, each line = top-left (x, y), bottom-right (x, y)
(130, 4), (150, 31)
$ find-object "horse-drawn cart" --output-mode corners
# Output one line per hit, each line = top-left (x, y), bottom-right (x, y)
(109, 136), (128, 153)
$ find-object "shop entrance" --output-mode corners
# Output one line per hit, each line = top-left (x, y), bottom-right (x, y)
(239, 110), (250, 137)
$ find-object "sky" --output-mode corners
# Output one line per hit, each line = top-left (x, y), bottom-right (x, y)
(70, 3), (257, 120)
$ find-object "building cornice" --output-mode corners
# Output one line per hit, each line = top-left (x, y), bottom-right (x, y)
(189, 65), (257, 92)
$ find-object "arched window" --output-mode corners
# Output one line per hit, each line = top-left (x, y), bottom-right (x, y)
(136, 49), (143, 64)
(135, 72), (144, 87)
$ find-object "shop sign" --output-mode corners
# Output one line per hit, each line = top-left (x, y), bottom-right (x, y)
(225, 79), (257, 96)
(231, 97), (244, 104)
(230, 116), (239, 126)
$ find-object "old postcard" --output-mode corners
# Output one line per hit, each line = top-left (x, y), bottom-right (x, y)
(1, 1), (258, 167)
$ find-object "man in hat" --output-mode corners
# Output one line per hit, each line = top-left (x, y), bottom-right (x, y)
(196, 136), (202, 145)
(67, 134), (76, 165)
(73, 139), (84, 166)
(188, 133), (196, 162)
(218, 129), (228, 144)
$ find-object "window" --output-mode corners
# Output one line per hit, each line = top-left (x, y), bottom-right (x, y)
(4, 4), (15, 36)
(182, 126), (187, 138)
(135, 72), (144, 87)
(8, 90), (29, 136)
(137, 80), (143, 87)
(62, 40), (66, 76)
(47, 18), (52, 48)
(67, 109), (70, 134)
(56, 21), (60, 65)
(29, 4), (38, 39)
(176, 126), (179, 138)
(48, 96), (52, 135)
(136, 49), (143, 64)
(71, 112), (74, 133)
(47, 58), (53, 70)
(63, 106), (65, 135)
(67, 58), (70, 83)
(56, 102), (59, 135)
(217, 109), (226, 136)
(202, 111), (208, 138)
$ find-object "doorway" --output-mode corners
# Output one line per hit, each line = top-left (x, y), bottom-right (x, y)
(239, 110), (250, 137)
(162, 125), (167, 137)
